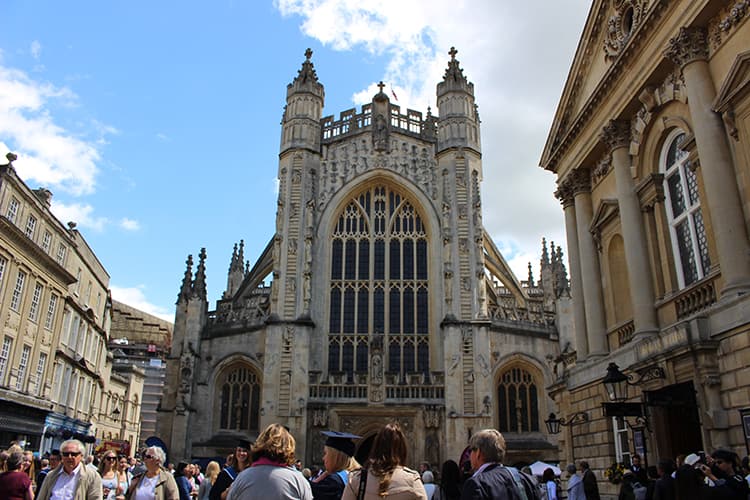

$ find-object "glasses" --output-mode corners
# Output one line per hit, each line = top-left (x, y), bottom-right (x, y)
(714, 460), (724, 465)
(62, 452), (81, 457)
(105, 456), (117, 461)
(143, 454), (156, 460)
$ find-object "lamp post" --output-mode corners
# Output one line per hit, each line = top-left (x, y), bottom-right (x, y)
(112, 407), (121, 422)
(545, 411), (589, 435)
(601, 363), (665, 468)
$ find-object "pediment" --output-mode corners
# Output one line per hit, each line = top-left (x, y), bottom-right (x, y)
(590, 198), (620, 233)
(541, 0), (654, 172)
(541, 0), (610, 171)
(713, 50), (750, 112)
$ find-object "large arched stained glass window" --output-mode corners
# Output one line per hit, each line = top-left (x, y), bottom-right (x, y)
(662, 130), (710, 288)
(217, 364), (261, 432)
(329, 185), (429, 378)
(497, 366), (540, 433)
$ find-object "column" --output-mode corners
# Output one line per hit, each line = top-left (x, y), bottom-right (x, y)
(556, 184), (589, 359)
(569, 168), (608, 357)
(666, 27), (750, 296)
(602, 120), (659, 337)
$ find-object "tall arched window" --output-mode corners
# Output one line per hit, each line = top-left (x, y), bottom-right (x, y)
(497, 366), (540, 433)
(217, 364), (260, 432)
(328, 184), (429, 378)
(662, 130), (710, 288)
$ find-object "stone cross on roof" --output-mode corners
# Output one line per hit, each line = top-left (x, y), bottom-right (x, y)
(449, 46), (458, 60)
(377, 81), (385, 93)
(305, 48), (313, 60)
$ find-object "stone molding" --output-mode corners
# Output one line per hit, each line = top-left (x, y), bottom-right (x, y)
(568, 168), (593, 196)
(665, 26), (709, 68)
(708, 0), (750, 53)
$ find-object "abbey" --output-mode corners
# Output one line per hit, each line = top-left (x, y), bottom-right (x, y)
(158, 49), (570, 467)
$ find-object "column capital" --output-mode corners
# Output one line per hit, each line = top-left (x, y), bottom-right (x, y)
(554, 183), (575, 208)
(665, 26), (708, 68)
(601, 119), (631, 153)
(567, 168), (592, 196)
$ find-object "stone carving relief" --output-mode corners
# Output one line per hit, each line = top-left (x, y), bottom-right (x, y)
(604, 0), (648, 61)
(708, 0), (750, 52)
(318, 137), (438, 213)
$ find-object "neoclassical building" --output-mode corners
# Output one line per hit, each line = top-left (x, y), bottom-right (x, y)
(541, 0), (750, 492)
(159, 49), (573, 467)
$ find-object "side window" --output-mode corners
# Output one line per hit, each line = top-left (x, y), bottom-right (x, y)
(662, 130), (710, 288)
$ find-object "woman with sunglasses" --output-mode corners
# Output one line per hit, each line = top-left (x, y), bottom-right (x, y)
(100, 451), (120, 500)
(125, 446), (178, 500)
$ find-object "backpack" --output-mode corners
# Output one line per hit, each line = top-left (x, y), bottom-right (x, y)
(632, 482), (647, 500)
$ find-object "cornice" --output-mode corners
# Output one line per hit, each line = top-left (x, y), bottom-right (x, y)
(0, 216), (77, 287)
(543, 0), (670, 173)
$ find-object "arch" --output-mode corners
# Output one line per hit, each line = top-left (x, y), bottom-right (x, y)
(314, 171), (441, 381)
(659, 128), (711, 289)
(493, 355), (547, 434)
(635, 101), (693, 179)
(212, 357), (262, 435)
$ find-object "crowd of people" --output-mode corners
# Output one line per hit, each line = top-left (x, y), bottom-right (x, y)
(2, 428), (749, 500)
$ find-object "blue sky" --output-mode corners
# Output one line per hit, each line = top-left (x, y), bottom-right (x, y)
(1, 0), (591, 322)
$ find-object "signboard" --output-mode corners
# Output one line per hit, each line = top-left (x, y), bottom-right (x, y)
(95, 440), (131, 457)
(602, 402), (644, 418)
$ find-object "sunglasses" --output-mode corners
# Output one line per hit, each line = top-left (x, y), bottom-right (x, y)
(143, 454), (156, 460)
(105, 456), (117, 461)
(62, 452), (81, 457)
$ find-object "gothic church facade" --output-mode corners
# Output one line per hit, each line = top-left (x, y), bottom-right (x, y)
(158, 49), (570, 467)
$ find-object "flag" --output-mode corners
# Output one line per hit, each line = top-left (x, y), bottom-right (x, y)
(391, 87), (399, 101)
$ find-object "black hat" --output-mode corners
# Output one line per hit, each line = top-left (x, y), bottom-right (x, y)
(711, 449), (736, 463)
(322, 430), (360, 457)
(237, 439), (252, 450)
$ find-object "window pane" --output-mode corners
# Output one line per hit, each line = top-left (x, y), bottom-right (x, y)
(357, 289), (368, 334)
(329, 288), (341, 333)
(416, 239), (427, 279)
(693, 210), (711, 276)
(389, 240), (401, 279)
(374, 239), (385, 279)
(389, 289), (401, 333)
(667, 172), (686, 216)
(345, 240), (357, 280)
(358, 240), (369, 280)
(675, 220), (698, 285)
(331, 240), (343, 279)
(403, 239), (414, 279)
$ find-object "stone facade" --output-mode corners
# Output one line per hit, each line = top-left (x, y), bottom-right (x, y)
(0, 154), (147, 457)
(158, 50), (571, 467)
(541, 0), (750, 496)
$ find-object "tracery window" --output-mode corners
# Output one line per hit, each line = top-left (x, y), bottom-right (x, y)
(497, 366), (540, 433)
(217, 364), (260, 432)
(662, 130), (710, 288)
(328, 185), (429, 378)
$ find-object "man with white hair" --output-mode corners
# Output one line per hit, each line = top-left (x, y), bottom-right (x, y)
(36, 439), (103, 500)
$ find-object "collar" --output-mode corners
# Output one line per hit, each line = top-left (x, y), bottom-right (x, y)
(252, 457), (289, 467)
(473, 462), (499, 477)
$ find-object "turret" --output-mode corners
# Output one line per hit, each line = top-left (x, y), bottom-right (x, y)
(225, 240), (245, 298)
(436, 47), (481, 154)
(280, 48), (325, 154)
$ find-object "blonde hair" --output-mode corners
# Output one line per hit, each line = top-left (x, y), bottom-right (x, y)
(251, 423), (296, 465)
(324, 446), (354, 473)
(205, 461), (221, 485)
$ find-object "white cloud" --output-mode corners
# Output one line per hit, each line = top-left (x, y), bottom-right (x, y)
(30, 40), (42, 60)
(50, 200), (109, 232)
(110, 285), (174, 323)
(274, 0), (589, 279)
(120, 217), (140, 231)
(0, 65), (107, 196)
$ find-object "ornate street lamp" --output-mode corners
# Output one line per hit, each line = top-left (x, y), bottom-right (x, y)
(112, 407), (121, 422)
(544, 411), (589, 435)
(602, 362), (666, 402)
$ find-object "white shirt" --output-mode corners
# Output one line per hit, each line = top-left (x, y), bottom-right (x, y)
(134, 475), (160, 500)
(50, 464), (83, 500)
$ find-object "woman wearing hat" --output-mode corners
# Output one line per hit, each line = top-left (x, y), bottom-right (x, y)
(311, 431), (361, 500)
(209, 440), (252, 500)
